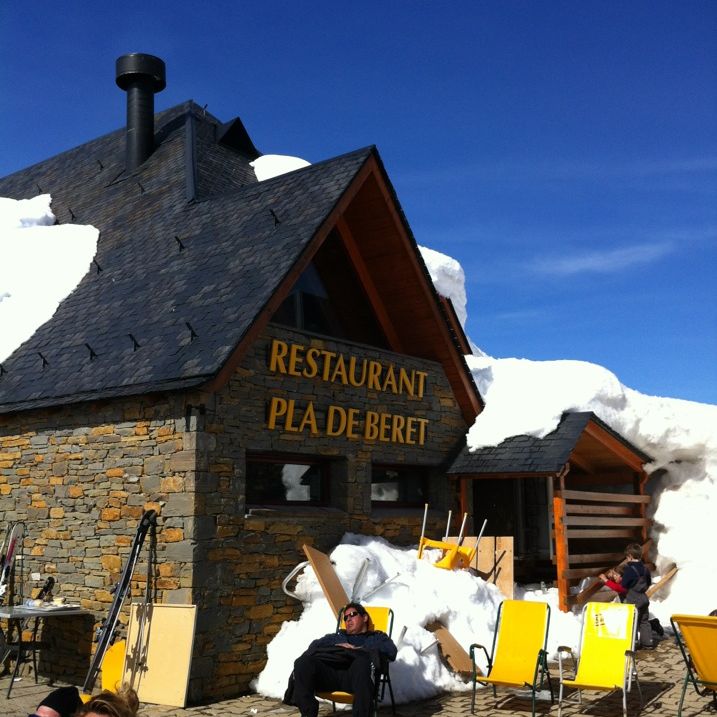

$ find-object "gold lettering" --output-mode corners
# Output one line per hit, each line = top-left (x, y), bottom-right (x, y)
(330, 354), (348, 385)
(348, 357), (368, 388)
(416, 417), (428, 445)
(267, 396), (287, 429)
(382, 364), (397, 394)
(367, 360), (382, 391)
(298, 401), (318, 434)
(405, 416), (416, 444)
(398, 368), (415, 397)
(284, 399), (299, 432)
(303, 347), (320, 378)
(321, 351), (337, 381)
(391, 414), (406, 444)
(378, 413), (391, 442)
(364, 411), (379, 440)
(288, 343), (304, 377)
(326, 405), (347, 436)
(346, 408), (360, 439)
(415, 371), (428, 398)
(269, 340), (288, 374)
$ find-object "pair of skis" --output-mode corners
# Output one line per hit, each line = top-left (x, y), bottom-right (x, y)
(81, 509), (157, 695)
(0, 522), (24, 602)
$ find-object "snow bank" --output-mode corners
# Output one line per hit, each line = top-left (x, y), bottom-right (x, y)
(0, 195), (99, 363)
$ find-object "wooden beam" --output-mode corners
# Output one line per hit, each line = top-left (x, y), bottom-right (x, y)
(558, 489), (651, 504)
(553, 495), (570, 612)
(568, 452), (595, 474)
(567, 528), (642, 539)
(646, 564), (677, 598)
(565, 504), (636, 516)
(335, 216), (404, 352)
(564, 552), (625, 564)
(563, 516), (651, 527)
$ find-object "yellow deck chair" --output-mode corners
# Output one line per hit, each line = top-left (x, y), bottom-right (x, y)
(470, 599), (553, 716)
(558, 602), (641, 717)
(670, 614), (717, 716)
(317, 606), (396, 717)
(417, 536), (478, 570)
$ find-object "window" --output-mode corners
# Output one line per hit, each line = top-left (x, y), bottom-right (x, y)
(271, 263), (344, 337)
(246, 454), (328, 505)
(371, 465), (427, 506)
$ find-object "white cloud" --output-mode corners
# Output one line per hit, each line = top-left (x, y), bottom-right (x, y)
(532, 242), (675, 276)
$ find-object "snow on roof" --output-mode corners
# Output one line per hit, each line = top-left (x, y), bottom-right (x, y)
(250, 154), (311, 181)
(0, 195), (98, 363)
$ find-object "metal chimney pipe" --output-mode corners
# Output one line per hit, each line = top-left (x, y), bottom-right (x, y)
(115, 53), (166, 171)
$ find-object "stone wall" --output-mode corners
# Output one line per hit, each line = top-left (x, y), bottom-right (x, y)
(0, 394), (199, 682)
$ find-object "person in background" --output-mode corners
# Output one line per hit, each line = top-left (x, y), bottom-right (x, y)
(599, 566), (626, 597)
(29, 686), (82, 717)
(622, 543), (653, 648)
(285, 601), (397, 717)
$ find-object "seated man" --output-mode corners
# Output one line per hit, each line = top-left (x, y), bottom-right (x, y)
(286, 601), (397, 717)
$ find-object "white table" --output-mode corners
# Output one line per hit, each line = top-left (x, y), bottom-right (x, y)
(0, 604), (90, 698)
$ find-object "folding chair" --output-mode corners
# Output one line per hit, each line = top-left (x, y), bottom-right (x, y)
(670, 614), (717, 716)
(417, 536), (478, 570)
(470, 599), (553, 716)
(558, 602), (642, 717)
(316, 605), (396, 716)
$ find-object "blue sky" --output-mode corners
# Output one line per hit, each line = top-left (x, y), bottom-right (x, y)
(1, 2), (715, 403)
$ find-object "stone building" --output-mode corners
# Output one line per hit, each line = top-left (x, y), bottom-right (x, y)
(0, 55), (483, 699)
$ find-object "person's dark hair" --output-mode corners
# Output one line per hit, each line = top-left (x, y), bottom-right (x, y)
(625, 543), (643, 560)
(37, 686), (82, 717)
(709, 609), (717, 617)
(343, 601), (368, 617)
(73, 686), (139, 717)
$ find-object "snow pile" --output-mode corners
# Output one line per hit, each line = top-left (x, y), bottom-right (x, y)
(0, 195), (98, 363)
(254, 534), (579, 703)
(250, 154), (311, 181)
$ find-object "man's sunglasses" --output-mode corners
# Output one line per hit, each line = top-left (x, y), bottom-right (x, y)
(344, 611), (361, 620)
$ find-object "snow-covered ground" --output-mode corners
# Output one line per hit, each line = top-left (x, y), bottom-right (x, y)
(3, 194), (716, 704)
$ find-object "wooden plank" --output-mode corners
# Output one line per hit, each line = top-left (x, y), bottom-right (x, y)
(426, 621), (475, 676)
(563, 516), (650, 527)
(303, 544), (350, 619)
(553, 495), (569, 612)
(476, 536), (514, 599)
(558, 489), (651, 504)
(565, 552), (625, 564)
(566, 528), (640, 539)
(564, 504), (636, 516)
(561, 567), (612, 579)
(122, 603), (196, 708)
(646, 564), (678, 598)
(446, 536), (514, 599)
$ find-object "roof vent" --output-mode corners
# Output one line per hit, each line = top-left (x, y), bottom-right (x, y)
(115, 53), (166, 171)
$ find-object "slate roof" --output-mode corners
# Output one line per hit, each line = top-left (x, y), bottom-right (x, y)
(0, 102), (376, 413)
(448, 411), (651, 475)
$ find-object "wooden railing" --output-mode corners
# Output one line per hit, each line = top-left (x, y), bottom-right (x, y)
(554, 489), (651, 611)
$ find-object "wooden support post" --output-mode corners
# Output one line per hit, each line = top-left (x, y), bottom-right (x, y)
(553, 494), (569, 612)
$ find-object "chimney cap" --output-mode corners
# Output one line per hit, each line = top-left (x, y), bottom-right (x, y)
(116, 53), (166, 93)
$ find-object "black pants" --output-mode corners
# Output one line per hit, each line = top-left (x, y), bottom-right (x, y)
(291, 649), (375, 717)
